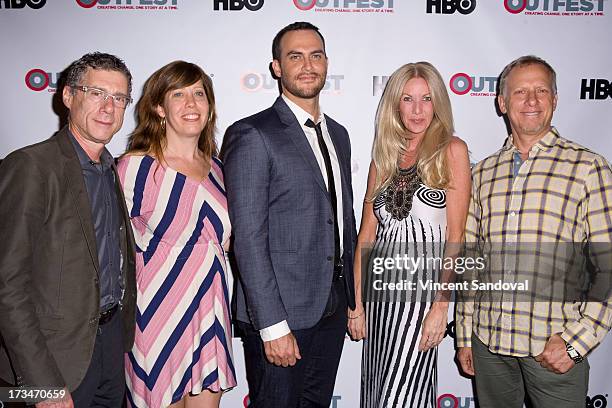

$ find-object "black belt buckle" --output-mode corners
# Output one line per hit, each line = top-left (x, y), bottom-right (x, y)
(98, 304), (118, 325)
(333, 260), (344, 281)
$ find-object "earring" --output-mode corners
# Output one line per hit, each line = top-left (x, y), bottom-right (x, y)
(160, 117), (166, 129)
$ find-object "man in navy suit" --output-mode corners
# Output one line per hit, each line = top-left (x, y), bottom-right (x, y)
(222, 21), (357, 407)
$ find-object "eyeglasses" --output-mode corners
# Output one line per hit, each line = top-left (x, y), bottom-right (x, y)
(74, 85), (132, 109)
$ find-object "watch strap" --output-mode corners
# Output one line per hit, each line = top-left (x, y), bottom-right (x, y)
(566, 342), (584, 363)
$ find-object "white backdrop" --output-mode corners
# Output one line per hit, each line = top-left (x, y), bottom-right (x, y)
(1, 1), (611, 407)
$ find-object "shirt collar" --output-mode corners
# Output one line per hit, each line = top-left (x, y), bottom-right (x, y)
(281, 94), (325, 126)
(68, 129), (114, 170)
(502, 126), (560, 155)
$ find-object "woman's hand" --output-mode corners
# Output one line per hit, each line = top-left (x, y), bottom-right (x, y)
(347, 305), (367, 341)
(418, 302), (448, 351)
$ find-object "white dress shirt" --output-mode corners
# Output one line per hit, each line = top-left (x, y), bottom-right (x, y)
(259, 95), (345, 342)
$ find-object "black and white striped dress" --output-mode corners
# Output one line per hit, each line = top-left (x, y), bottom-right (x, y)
(362, 166), (446, 408)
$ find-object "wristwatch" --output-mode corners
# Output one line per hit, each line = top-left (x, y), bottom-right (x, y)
(565, 342), (583, 363)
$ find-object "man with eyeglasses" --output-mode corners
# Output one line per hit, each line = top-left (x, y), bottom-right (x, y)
(0, 52), (137, 408)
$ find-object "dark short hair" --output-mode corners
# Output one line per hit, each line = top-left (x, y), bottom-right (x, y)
(65, 52), (132, 95)
(498, 55), (557, 97)
(272, 21), (326, 60)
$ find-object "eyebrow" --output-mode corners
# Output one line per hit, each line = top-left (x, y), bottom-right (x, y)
(87, 85), (129, 97)
(286, 49), (325, 56)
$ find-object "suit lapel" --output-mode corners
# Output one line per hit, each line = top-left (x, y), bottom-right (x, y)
(273, 97), (328, 195)
(325, 117), (351, 213)
(57, 128), (100, 274)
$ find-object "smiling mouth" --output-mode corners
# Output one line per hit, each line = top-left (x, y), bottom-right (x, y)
(182, 114), (201, 120)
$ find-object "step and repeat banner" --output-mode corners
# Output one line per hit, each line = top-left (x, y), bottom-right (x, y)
(1, 1), (611, 407)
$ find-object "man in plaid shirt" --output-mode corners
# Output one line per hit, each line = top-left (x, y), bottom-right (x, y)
(456, 55), (612, 407)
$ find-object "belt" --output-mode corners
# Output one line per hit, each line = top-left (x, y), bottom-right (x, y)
(333, 261), (344, 281)
(98, 304), (119, 325)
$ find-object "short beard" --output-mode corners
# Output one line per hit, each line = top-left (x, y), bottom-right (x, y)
(281, 74), (326, 99)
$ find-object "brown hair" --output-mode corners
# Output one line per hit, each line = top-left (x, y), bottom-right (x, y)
(125, 60), (217, 164)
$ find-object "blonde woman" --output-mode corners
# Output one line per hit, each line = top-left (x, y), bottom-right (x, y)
(348, 62), (470, 407)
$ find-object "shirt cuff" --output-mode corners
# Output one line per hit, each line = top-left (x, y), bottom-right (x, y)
(455, 317), (473, 348)
(560, 322), (600, 358)
(259, 320), (291, 342)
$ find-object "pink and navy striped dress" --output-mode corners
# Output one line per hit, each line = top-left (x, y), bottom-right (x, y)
(118, 154), (236, 408)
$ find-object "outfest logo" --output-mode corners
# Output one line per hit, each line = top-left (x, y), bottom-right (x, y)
(373, 74), (497, 97)
(437, 393), (476, 408)
(293, 0), (394, 13)
(449, 72), (498, 97)
(75, 0), (178, 10)
(25, 68), (60, 92)
(503, 0), (604, 16)
(240, 72), (344, 94)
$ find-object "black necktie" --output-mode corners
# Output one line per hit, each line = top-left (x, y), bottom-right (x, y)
(304, 119), (341, 269)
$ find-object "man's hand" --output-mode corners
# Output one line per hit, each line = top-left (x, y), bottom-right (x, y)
(35, 388), (73, 408)
(457, 347), (475, 376)
(263, 332), (301, 367)
(534, 334), (575, 374)
(418, 303), (448, 351)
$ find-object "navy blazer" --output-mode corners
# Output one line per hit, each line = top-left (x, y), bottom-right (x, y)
(222, 97), (357, 331)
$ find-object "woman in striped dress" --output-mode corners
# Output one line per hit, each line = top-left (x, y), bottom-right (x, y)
(348, 62), (471, 407)
(118, 61), (236, 408)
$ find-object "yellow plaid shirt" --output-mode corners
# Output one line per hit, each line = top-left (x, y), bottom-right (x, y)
(456, 128), (612, 357)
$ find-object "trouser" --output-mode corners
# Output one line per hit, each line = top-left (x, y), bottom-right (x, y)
(238, 277), (348, 408)
(72, 309), (125, 408)
(472, 334), (589, 408)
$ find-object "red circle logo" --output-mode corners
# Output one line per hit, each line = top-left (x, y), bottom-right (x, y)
(504, 0), (526, 14)
(25, 69), (49, 91)
(449, 73), (473, 95)
(76, 0), (97, 8)
(437, 393), (459, 408)
(293, 0), (316, 11)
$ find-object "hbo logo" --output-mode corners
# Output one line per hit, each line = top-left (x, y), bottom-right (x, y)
(586, 394), (607, 408)
(213, 0), (263, 11)
(580, 79), (612, 100)
(0, 0), (45, 8)
(426, 0), (476, 14)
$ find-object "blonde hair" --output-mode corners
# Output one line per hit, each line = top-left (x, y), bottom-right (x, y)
(370, 62), (454, 199)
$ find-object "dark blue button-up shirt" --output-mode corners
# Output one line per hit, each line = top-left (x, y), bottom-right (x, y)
(69, 132), (123, 312)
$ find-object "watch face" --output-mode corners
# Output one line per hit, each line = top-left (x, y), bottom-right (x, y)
(566, 348), (583, 363)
